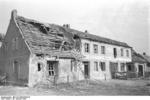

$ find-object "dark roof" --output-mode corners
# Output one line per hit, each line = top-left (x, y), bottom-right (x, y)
(132, 50), (147, 63)
(142, 55), (150, 63)
(66, 28), (131, 48)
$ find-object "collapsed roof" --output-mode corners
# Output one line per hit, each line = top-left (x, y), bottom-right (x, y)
(13, 10), (131, 59)
(16, 16), (83, 59)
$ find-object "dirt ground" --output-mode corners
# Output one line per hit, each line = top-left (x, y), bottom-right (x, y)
(0, 79), (150, 96)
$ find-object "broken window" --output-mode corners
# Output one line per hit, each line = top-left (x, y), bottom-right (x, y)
(47, 61), (55, 76)
(93, 44), (98, 54)
(73, 34), (81, 51)
(94, 61), (98, 71)
(101, 46), (105, 54)
(37, 63), (41, 71)
(100, 62), (106, 71)
(84, 43), (90, 53)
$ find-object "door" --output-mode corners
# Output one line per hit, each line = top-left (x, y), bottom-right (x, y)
(47, 61), (58, 82)
(110, 62), (118, 79)
(14, 61), (19, 81)
(138, 65), (143, 77)
(83, 61), (90, 79)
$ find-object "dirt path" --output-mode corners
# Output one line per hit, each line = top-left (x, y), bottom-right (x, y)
(0, 80), (150, 96)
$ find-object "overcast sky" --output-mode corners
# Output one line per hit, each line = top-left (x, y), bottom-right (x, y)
(0, 0), (149, 55)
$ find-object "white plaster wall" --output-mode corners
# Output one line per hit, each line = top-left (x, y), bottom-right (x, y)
(28, 54), (47, 87)
(58, 59), (84, 83)
(81, 39), (132, 62)
(81, 39), (132, 80)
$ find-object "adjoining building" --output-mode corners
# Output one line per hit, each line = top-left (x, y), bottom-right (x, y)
(126, 50), (147, 78)
(0, 10), (132, 87)
(141, 53), (150, 77)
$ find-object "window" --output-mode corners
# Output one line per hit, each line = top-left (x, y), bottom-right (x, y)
(126, 50), (129, 57)
(100, 62), (106, 71)
(94, 61), (98, 71)
(37, 63), (41, 71)
(84, 43), (90, 53)
(121, 48), (124, 57)
(12, 37), (19, 50)
(101, 46), (105, 54)
(113, 48), (117, 58)
(120, 63), (125, 72)
(48, 63), (55, 76)
(147, 63), (150, 67)
(93, 44), (98, 54)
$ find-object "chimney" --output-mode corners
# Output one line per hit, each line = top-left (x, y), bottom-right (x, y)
(85, 30), (88, 33)
(63, 24), (70, 28)
(11, 9), (17, 20)
(143, 52), (146, 55)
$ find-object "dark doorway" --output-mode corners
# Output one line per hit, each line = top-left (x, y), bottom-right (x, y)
(14, 61), (19, 81)
(110, 62), (118, 79)
(83, 61), (90, 79)
(138, 65), (143, 77)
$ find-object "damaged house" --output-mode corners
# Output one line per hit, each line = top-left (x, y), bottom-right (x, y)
(0, 10), (84, 86)
(0, 10), (132, 87)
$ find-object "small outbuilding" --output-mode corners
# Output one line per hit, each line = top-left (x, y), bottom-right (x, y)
(126, 50), (147, 78)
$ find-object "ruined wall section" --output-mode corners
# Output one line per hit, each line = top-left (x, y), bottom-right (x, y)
(28, 54), (84, 87)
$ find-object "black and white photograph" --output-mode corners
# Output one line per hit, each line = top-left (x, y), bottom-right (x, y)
(0, 0), (150, 97)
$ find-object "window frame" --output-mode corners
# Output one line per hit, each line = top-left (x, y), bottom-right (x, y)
(126, 50), (129, 57)
(37, 63), (41, 71)
(101, 46), (105, 54)
(100, 62), (106, 71)
(113, 48), (117, 58)
(94, 61), (98, 71)
(121, 48), (124, 57)
(84, 43), (90, 53)
(93, 44), (98, 54)
(48, 63), (55, 76)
